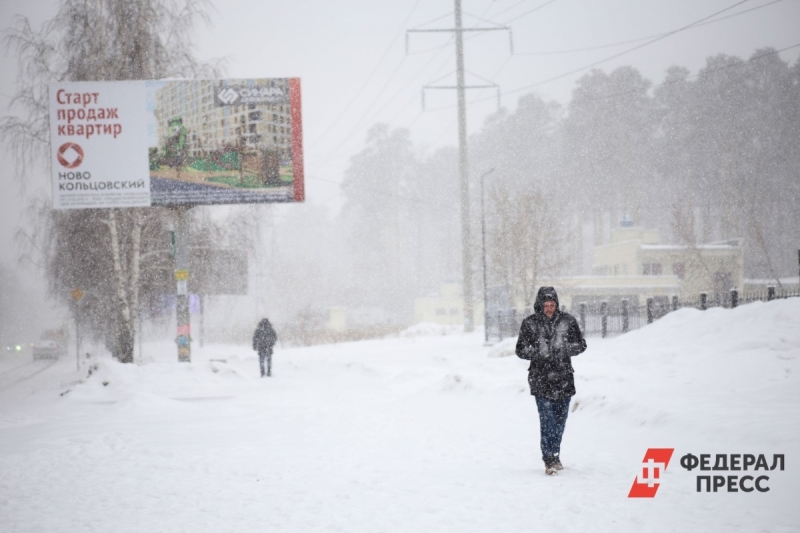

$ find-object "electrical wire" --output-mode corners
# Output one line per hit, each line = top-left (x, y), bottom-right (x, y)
(408, 0), (522, 56)
(374, 42), (454, 118)
(578, 43), (800, 104)
(307, 0), (424, 150)
(310, 36), (455, 169)
(308, 42), (800, 208)
(513, 0), (785, 56)
(501, 0), (560, 24)
(426, 0), (759, 111)
(490, 0), (541, 20)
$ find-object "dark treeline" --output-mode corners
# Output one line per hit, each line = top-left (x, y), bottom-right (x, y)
(331, 48), (800, 320)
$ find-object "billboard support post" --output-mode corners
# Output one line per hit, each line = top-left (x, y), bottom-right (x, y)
(73, 301), (80, 371)
(174, 206), (192, 363)
(199, 293), (204, 348)
(70, 288), (84, 371)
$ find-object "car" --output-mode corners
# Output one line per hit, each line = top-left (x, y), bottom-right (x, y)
(32, 340), (61, 360)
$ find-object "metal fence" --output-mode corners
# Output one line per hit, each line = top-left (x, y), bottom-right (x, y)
(486, 285), (799, 341)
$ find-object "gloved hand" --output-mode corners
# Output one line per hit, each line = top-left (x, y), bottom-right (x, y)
(519, 345), (539, 361)
(565, 340), (587, 357)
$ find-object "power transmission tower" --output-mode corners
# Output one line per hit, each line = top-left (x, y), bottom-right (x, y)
(407, 0), (510, 333)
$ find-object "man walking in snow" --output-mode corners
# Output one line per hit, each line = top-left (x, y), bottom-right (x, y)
(252, 318), (278, 377)
(516, 287), (587, 475)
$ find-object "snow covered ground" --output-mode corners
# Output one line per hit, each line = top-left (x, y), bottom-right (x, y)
(1, 299), (798, 532)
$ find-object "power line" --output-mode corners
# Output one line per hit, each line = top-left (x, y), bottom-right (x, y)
(415, 10), (455, 28)
(418, 43), (800, 151)
(309, 57), (409, 167)
(307, 0), (424, 150)
(513, 0), (785, 57)
(495, 0), (756, 98)
(310, 35), (458, 170)
(501, 0), (560, 24)
(426, 0), (758, 111)
(310, 32), (797, 202)
(490, 0), (542, 20)
(305, 172), (460, 213)
(407, 0), (521, 56)
(374, 41), (455, 118)
(309, 1), (513, 187)
(579, 43), (800, 104)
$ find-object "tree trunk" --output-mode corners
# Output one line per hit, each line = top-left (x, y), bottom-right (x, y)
(107, 208), (138, 363)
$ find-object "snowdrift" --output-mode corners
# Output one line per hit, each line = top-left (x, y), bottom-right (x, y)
(0, 299), (797, 532)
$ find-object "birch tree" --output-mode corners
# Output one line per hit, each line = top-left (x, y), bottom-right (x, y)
(2, 0), (219, 362)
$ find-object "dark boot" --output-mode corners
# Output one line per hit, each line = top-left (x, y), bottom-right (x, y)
(544, 457), (558, 476)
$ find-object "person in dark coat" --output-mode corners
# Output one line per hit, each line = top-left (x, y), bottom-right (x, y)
(516, 286), (587, 475)
(252, 318), (278, 377)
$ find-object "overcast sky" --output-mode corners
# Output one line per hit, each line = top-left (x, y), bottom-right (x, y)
(2, 0), (799, 274)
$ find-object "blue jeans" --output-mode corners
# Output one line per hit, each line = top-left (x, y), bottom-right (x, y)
(535, 396), (570, 461)
(259, 351), (272, 377)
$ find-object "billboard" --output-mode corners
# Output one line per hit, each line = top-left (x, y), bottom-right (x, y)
(49, 79), (304, 209)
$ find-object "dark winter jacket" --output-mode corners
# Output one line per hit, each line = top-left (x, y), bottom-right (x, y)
(253, 319), (278, 354)
(515, 287), (587, 400)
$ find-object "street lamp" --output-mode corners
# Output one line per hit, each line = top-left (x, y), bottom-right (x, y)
(480, 167), (495, 345)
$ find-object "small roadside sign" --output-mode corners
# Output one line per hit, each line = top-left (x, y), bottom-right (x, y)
(71, 288), (84, 301)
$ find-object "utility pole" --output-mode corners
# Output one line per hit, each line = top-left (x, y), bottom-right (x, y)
(407, 0), (510, 333)
(480, 167), (495, 344)
(454, 0), (473, 331)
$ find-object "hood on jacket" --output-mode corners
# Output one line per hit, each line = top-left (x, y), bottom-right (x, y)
(533, 286), (560, 315)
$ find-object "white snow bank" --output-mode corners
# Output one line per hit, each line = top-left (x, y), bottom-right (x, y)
(398, 321), (464, 337)
(0, 299), (797, 533)
(487, 336), (517, 357)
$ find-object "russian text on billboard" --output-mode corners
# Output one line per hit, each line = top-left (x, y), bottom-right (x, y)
(49, 79), (305, 209)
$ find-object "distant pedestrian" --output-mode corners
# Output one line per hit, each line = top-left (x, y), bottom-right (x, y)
(516, 287), (587, 476)
(252, 318), (277, 377)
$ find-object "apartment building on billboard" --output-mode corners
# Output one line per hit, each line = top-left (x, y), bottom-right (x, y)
(154, 79), (292, 160)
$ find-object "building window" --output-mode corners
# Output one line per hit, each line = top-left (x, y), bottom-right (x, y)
(435, 308), (446, 316)
(673, 263), (686, 279)
(643, 262), (663, 275)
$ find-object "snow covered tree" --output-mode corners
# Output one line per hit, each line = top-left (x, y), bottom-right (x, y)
(2, 0), (219, 362)
(562, 67), (655, 243)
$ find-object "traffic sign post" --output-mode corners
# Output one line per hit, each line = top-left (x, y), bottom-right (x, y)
(174, 208), (191, 362)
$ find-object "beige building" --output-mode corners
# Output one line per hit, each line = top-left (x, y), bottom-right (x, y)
(154, 79), (292, 159)
(538, 225), (743, 311)
(414, 283), (485, 326)
(327, 307), (348, 332)
(414, 225), (744, 325)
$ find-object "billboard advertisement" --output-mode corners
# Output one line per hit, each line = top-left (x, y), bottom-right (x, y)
(49, 78), (304, 209)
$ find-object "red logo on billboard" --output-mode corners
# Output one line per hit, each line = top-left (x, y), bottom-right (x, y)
(628, 448), (675, 498)
(57, 142), (84, 168)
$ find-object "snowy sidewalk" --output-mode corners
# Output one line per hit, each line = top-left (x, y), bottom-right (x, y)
(1, 299), (798, 532)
